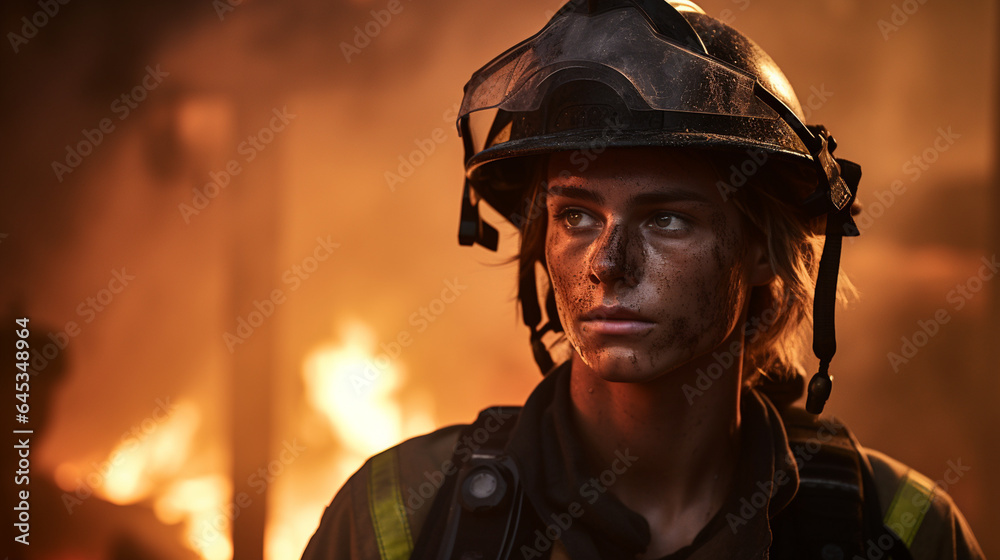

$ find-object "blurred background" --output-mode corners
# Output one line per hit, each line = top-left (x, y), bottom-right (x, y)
(0, 0), (996, 558)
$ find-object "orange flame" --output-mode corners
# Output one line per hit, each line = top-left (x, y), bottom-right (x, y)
(63, 400), (233, 560)
(266, 321), (434, 559)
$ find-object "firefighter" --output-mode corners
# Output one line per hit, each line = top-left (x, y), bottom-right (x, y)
(302, 1), (985, 558)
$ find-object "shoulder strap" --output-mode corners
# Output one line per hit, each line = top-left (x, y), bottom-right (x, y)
(772, 407), (915, 560)
(410, 406), (529, 560)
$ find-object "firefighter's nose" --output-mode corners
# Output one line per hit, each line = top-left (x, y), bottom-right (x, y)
(588, 223), (640, 288)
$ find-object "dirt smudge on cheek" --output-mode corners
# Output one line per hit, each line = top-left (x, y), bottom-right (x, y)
(655, 227), (735, 367)
(709, 210), (740, 272)
(647, 314), (693, 368)
(703, 209), (749, 331)
(546, 229), (602, 360)
(621, 224), (646, 288)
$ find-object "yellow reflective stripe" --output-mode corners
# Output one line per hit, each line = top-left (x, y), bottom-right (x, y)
(884, 469), (937, 547)
(368, 449), (414, 560)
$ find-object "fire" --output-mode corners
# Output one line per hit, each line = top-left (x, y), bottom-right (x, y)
(72, 399), (234, 560)
(304, 322), (408, 454)
(265, 320), (434, 559)
(98, 400), (200, 506)
(155, 475), (234, 560)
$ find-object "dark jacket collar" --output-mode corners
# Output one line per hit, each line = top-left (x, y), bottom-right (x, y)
(506, 361), (799, 560)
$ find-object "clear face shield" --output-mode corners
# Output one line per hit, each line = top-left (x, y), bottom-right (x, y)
(458, 8), (780, 158)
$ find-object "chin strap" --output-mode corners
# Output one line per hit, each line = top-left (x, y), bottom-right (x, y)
(753, 80), (863, 414)
(458, 179), (498, 250)
(457, 113), (499, 250)
(519, 264), (562, 374)
(803, 137), (862, 414)
(457, 108), (559, 373)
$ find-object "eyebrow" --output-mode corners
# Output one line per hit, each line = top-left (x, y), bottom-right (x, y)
(546, 184), (714, 206)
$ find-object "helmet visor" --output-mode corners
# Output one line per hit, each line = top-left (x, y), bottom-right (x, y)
(458, 7), (778, 124)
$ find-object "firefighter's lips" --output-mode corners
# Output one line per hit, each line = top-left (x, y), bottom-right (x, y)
(579, 307), (656, 336)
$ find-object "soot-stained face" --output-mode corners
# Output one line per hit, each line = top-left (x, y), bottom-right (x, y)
(544, 147), (771, 383)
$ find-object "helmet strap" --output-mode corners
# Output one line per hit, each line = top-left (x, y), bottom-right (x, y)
(519, 263), (558, 374)
(457, 112), (499, 250)
(806, 223), (842, 414)
(751, 81), (865, 413)
(806, 158), (862, 414)
(459, 179), (499, 250)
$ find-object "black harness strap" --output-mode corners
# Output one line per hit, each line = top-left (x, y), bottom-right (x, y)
(771, 408), (914, 560)
(411, 407), (531, 560)
(770, 409), (866, 559)
(412, 406), (913, 560)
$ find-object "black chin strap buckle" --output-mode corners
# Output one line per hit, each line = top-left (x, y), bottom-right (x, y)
(806, 361), (834, 415)
(530, 324), (555, 374)
(801, 126), (860, 230)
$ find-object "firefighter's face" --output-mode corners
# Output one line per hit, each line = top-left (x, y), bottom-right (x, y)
(544, 147), (772, 383)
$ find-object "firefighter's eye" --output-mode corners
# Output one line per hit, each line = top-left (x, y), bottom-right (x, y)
(647, 212), (689, 232)
(555, 209), (598, 229)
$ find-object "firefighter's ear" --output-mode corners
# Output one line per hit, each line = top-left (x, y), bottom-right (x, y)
(747, 235), (775, 287)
